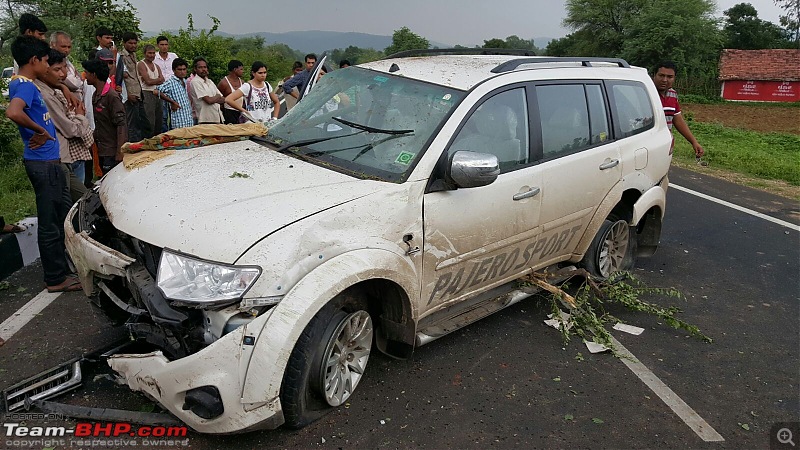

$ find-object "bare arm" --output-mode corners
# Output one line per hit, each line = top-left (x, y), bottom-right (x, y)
(672, 113), (704, 157)
(270, 92), (281, 119)
(225, 89), (246, 112)
(5, 98), (55, 149)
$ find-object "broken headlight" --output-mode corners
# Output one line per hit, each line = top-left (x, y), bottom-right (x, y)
(156, 249), (261, 304)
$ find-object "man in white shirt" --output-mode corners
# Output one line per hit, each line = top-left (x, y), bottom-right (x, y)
(190, 58), (224, 124)
(154, 36), (177, 81)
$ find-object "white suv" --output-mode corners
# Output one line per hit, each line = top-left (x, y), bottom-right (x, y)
(64, 53), (672, 433)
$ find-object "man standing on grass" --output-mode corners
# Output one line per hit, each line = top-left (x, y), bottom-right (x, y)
(35, 49), (90, 202)
(156, 58), (194, 130)
(190, 57), (225, 124)
(5, 36), (81, 293)
(84, 58), (127, 176)
(653, 61), (704, 159)
(118, 32), (146, 142)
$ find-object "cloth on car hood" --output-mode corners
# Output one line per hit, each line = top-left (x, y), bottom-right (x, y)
(121, 123), (268, 153)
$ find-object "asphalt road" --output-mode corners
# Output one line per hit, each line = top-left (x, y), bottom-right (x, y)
(0, 166), (798, 449)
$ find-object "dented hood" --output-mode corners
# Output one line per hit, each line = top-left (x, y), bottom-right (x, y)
(99, 140), (386, 263)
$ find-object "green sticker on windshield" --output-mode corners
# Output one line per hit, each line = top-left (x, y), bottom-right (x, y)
(373, 76), (389, 83)
(395, 151), (415, 165)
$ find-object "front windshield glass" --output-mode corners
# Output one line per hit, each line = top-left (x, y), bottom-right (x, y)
(266, 67), (465, 183)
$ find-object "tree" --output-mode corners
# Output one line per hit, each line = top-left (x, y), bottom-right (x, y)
(724, 3), (787, 49)
(483, 35), (540, 53)
(562, 0), (646, 56)
(0, 0), (140, 57)
(775, 0), (800, 47)
(159, 14), (236, 82)
(0, 0), (37, 51)
(384, 27), (429, 56)
(483, 38), (509, 48)
(559, 0), (723, 80)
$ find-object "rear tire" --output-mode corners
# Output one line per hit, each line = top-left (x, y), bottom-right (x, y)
(580, 218), (636, 278)
(280, 293), (373, 429)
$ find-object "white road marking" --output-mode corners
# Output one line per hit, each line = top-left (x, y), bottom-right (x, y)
(0, 290), (61, 342)
(670, 183), (800, 231)
(611, 336), (725, 442)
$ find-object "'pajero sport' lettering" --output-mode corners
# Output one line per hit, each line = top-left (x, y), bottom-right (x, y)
(428, 224), (583, 304)
(62, 51), (672, 433)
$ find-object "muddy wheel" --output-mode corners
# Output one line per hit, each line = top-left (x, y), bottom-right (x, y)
(281, 294), (373, 429)
(581, 218), (636, 279)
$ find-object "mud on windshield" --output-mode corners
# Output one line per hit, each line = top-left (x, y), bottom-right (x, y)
(264, 68), (465, 183)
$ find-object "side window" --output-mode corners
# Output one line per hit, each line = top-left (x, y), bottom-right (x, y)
(609, 82), (655, 138)
(586, 85), (610, 145)
(537, 84), (591, 159)
(450, 88), (529, 172)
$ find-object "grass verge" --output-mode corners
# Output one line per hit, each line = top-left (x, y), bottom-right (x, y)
(672, 121), (800, 187)
(0, 127), (36, 224)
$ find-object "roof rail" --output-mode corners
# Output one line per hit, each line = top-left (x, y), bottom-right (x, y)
(384, 48), (537, 59)
(491, 57), (630, 73)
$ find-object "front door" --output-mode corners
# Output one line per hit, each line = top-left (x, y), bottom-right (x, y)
(421, 87), (542, 317)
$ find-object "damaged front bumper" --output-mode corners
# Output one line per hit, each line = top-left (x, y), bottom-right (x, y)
(64, 197), (286, 433)
(108, 310), (283, 433)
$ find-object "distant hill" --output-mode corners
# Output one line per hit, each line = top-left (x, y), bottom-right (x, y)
(147, 29), (552, 54)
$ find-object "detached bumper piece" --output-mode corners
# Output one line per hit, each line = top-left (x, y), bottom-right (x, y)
(2, 358), (82, 412)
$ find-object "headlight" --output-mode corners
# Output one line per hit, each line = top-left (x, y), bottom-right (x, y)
(157, 249), (261, 304)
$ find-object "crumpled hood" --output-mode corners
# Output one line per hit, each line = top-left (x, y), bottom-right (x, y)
(99, 140), (386, 262)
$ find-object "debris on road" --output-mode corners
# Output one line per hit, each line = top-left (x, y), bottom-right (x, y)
(613, 323), (645, 335)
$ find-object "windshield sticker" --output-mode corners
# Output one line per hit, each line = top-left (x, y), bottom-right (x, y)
(373, 76), (389, 83)
(442, 94), (452, 100)
(395, 151), (415, 165)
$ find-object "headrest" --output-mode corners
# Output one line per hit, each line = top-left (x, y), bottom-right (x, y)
(473, 104), (516, 140)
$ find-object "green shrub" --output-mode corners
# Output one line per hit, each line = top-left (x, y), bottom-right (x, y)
(0, 115), (34, 223)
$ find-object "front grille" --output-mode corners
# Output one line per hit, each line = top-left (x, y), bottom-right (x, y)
(2, 359), (82, 411)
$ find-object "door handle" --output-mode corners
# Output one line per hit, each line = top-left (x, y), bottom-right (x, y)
(513, 187), (541, 201)
(599, 159), (620, 170)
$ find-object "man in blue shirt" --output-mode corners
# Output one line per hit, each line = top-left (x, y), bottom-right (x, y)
(155, 58), (194, 129)
(283, 53), (317, 102)
(5, 36), (80, 292)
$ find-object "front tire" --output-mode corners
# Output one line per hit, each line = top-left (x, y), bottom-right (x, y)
(281, 293), (373, 429)
(581, 218), (636, 278)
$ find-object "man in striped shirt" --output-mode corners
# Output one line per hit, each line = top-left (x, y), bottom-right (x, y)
(653, 61), (704, 158)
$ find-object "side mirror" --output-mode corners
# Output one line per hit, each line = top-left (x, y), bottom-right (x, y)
(447, 151), (500, 189)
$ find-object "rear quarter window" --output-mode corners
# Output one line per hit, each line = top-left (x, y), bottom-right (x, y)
(607, 81), (655, 138)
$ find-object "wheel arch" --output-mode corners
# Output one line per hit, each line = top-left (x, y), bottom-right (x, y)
(240, 248), (418, 405)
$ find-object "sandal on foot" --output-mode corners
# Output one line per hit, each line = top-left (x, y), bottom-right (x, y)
(1, 224), (26, 234)
(47, 277), (82, 293)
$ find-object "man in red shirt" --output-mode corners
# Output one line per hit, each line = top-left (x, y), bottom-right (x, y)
(653, 61), (704, 159)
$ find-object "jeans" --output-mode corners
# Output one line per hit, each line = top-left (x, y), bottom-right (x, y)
(99, 156), (120, 175)
(23, 159), (72, 286)
(70, 160), (85, 185)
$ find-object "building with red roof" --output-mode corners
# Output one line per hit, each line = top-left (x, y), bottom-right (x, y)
(718, 49), (800, 102)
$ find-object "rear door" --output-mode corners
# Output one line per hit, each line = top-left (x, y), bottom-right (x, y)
(531, 82), (621, 264)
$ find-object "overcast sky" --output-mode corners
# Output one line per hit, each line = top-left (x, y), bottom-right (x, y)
(127, 0), (786, 47)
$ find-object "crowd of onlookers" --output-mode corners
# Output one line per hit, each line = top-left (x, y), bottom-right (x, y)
(3, 13), (339, 296)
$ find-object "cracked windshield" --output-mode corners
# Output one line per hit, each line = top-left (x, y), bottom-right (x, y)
(266, 68), (465, 182)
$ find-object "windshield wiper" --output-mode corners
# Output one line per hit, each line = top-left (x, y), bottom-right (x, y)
(332, 117), (414, 135)
(275, 130), (366, 153)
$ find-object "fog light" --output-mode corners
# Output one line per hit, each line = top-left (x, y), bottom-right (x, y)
(182, 386), (224, 419)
